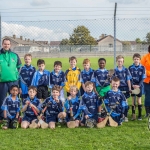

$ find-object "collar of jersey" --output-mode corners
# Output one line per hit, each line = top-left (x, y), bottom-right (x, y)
(69, 67), (79, 71)
(84, 91), (95, 97)
(52, 70), (62, 76)
(37, 70), (47, 74)
(115, 66), (125, 72)
(23, 64), (33, 69)
(82, 68), (93, 74)
(70, 96), (79, 104)
(97, 68), (107, 72)
(0, 48), (11, 54)
(132, 63), (141, 69)
(27, 96), (37, 103)
(49, 96), (57, 104)
(110, 89), (121, 94)
(8, 95), (19, 102)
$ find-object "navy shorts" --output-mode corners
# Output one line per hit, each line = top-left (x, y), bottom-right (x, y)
(46, 115), (58, 123)
(119, 86), (130, 99)
(37, 86), (49, 99)
(81, 115), (98, 124)
(66, 113), (80, 122)
(131, 86), (143, 97)
(22, 116), (37, 123)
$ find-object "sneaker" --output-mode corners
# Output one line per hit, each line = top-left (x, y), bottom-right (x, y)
(138, 117), (142, 121)
(144, 114), (149, 118)
(124, 117), (128, 122)
(58, 119), (63, 123)
(131, 114), (136, 121)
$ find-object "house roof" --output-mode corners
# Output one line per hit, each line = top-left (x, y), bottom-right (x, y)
(121, 41), (137, 45)
(97, 35), (122, 43)
(50, 41), (61, 46)
(3, 36), (40, 46)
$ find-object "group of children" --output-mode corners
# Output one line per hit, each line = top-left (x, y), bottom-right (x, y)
(1, 53), (146, 129)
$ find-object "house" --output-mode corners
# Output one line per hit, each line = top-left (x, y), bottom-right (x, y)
(97, 34), (122, 51)
(50, 41), (61, 51)
(36, 41), (50, 52)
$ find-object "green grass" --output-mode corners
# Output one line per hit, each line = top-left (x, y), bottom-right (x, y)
(0, 56), (149, 150)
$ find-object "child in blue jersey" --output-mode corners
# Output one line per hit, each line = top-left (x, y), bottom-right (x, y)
(21, 86), (41, 129)
(114, 55), (132, 122)
(1, 85), (20, 129)
(129, 53), (146, 120)
(41, 85), (66, 129)
(19, 54), (36, 99)
(104, 77), (127, 125)
(31, 59), (50, 102)
(91, 58), (111, 118)
(50, 61), (65, 103)
(80, 58), (94, 96)
(80, 81), (101, 126)
(64, 86), (80, 128)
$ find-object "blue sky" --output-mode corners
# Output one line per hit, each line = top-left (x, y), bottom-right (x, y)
(0, 0), (150, 41)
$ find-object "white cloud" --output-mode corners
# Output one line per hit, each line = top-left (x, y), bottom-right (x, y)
(31, 0), (50, 6)
(2, 22), (69, 41)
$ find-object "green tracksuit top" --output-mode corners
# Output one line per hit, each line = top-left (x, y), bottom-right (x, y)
(0, 49), (22, 82)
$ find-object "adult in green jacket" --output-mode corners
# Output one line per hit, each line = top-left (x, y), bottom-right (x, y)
(0, 38), (22, 121)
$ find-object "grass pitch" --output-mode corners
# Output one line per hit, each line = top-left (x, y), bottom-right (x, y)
(0, 56), (150, 150)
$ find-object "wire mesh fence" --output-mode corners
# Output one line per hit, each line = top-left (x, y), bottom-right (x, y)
(1, 18), (150, 57)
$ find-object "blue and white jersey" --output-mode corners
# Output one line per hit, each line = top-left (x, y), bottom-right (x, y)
(64, 96), (80, 116)
(129, 64), (146, 86)
(1, 95), (20, 119)
(22, 97), (41, 117)
(81, 68), (94, 84)
(104, 90), (127, 117)
(42, 96), (63, 117)
(31, 70), (50, 87)
(19, 65), (36, 94)
(50, 70), (65, 88)
(113, 66), (132, 87)
(91, 69), (110, 87)
(81, 92), (101, 117)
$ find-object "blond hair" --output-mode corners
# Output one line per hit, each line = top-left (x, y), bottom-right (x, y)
(70, 85), (78, 92)
(24, 53), (32, 59)
(116, 55), (124, 62)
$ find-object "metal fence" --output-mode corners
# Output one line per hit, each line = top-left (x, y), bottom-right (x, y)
(1, 16), (150, 57)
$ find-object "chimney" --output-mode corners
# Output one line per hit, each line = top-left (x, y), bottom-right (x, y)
(13, 35), (16, 39)
(25, 38), (26, 41)
(20, 36), (23, 40)
(33, 39), (35, 43)
(28, 39), (30, 42)
(99, 34), (106, 39)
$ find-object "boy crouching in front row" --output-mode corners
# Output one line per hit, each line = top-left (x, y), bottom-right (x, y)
(41, 85), (66, 129)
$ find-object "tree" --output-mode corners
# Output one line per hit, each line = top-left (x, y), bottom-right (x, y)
(146, 32), (150, 43)
(61, 26), (97, 45)
(60, 38), (69, 45)
(135, 38), (141, 43)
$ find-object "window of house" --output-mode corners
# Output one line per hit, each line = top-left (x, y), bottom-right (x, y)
(109, 44), (113, 48)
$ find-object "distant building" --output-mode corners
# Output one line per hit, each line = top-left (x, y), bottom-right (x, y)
(97, 34), (122, 51)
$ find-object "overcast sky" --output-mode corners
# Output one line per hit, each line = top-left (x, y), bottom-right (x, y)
(0, 0), (150, 41)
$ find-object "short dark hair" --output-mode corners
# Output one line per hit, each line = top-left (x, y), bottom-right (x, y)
(10, 85), (19, 91)
(69, 56), (77, 62)
(2, 38), (11, 44)
(111, 76), (120, 82)
(52, 85), (60, 92)
(133, 53), (141, 59)
(148, 45), (150, 53)
(37, 59), (45, 66)
(54, 61), (62, 67)
(28, 86), (37, 92)
(98, 58), (106, 63)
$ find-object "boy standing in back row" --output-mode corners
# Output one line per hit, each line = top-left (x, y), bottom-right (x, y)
(129, 53), (146, 120)
(65, 56), (81, 96)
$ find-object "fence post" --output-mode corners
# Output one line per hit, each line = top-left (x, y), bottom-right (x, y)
(114, 3), (117, 68)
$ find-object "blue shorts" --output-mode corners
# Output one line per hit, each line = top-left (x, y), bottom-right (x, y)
(66, 113), (80, 122)
(22, 116), (37, 123)
(81, 114), (98, 124)
(119, 86), (130, 99)
(46, 115), (58, 123)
